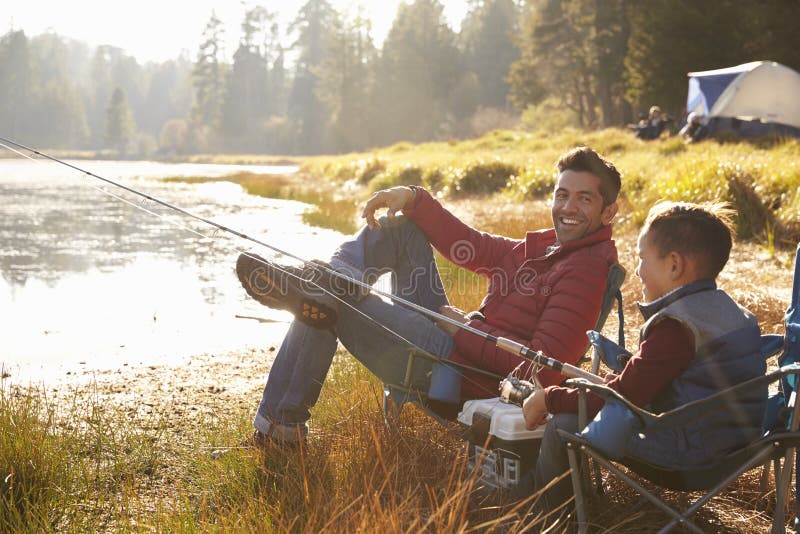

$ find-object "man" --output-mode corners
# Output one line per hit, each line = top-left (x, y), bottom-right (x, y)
(237, 146), (620, 444)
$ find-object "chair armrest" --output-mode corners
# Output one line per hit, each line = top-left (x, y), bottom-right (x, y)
(586, 330), (631, 374)
(761, 334), (784, 359)
(571, 364), (800, 434)
(565, 378), (654, 427)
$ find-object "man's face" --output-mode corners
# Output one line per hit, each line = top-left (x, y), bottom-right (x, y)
(551, 170), (617, 244)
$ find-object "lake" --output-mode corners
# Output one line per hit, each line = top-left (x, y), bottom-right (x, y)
(0, 159), (346, 382)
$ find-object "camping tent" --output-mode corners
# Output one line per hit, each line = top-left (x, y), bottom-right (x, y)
(686, 61), (800, 137)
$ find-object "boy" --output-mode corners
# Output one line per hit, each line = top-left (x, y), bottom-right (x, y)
(522, 201), (767, 510)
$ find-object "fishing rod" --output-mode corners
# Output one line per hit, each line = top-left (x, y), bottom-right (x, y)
(0, 136), (602, 387)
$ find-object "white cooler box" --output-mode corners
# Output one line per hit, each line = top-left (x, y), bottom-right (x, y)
(457, 397), (544, 489)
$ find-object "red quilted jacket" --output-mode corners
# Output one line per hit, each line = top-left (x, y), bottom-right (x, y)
(404, 187), (619, 398)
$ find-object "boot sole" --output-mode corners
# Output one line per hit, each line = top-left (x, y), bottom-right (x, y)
(236, 253), (338, 329)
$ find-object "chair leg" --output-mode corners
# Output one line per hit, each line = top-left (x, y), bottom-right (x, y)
(566, 443), (589, 534)
(591, 458), (605, 496)
(382, 386), (403, 429)
(771, 447), (794, 534)
(759, 461), (773, 511)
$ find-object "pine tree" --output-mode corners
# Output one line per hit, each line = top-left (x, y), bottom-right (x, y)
(105, 87), (135, 154)
(30, 34), (89, 147)
(192, 12), (227, 131)
(86, 47), (113, 147)
(288, 0), (338, 154)
(509, 0), (628, 127)
(220, 6), (272, 149)
(315, 9), (376, 152)
(462, 0), (520, 109)
(369, 0), (462, 145)
(0, 31), (35, 143)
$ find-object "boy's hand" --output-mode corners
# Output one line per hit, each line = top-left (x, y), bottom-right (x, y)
(522, 389), (549, 429)
(361, 186), (414, 230)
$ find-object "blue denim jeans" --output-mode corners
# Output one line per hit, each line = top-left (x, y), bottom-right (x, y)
(254, 217), (455, 432)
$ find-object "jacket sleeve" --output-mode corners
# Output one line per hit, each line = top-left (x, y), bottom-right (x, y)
(402, 186), (518, 274)
(452, 256), (609, 386)
(545, 318), (694, 416)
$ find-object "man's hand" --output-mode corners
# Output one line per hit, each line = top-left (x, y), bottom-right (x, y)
(435, 305), (468, 336)
(361, 186), (414, 230)
(522, 389), (549, 429)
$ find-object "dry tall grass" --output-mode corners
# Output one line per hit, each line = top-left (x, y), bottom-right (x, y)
(4, 129), (799, 532)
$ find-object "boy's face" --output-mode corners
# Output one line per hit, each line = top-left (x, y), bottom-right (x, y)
(551, 170), (617, 244)
(635, 231), (675, 302)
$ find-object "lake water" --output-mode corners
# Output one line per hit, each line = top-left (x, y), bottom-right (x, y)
(0, 158), (347, 382)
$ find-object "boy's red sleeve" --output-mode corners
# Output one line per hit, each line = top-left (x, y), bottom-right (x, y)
(545, 318), (694, 417)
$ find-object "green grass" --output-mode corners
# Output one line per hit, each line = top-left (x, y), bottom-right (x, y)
(302, 127), (800, 247)
(164, 172), (359, 234)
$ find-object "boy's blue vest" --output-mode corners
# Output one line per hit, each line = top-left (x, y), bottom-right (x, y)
(626, 280), (767, 468)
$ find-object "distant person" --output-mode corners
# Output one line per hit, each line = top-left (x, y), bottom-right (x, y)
(679, 112), (709, 143)
(520, 201), (767, 512)
(631, 105), (672, 140)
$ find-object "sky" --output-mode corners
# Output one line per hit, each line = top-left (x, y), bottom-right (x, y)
(3, 0), (471, 64)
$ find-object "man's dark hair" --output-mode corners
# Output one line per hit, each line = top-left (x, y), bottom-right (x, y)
(557, 146), (622, 206)
(642, 201), (735, 279)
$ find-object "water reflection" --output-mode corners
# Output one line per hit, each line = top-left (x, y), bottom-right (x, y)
(0, 159), (345, 379)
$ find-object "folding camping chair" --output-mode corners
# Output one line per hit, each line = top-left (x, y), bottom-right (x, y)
(559, 243), (800, 534)
(380, 263), (627, 427)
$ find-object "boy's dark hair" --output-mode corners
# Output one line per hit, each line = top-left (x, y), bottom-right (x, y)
(642, 201), (735, 279)
(557, 146), (621, 206)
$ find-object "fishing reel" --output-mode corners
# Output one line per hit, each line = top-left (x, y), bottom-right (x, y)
(499, 375), (537, 407)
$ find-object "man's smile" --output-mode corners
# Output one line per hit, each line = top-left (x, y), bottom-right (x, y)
(558, 216), (582, 225)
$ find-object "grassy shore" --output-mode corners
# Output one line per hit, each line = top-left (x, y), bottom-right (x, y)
(3, 128), (799, 532)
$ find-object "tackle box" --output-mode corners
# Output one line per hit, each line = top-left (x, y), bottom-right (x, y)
(457, 397), (544, 490)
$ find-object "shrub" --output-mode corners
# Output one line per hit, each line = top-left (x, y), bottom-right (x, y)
(508, 166), (556, 199)
(367, 164), (423, 192)
(450, 160), (519, 195)
(356, 157), (387, 184)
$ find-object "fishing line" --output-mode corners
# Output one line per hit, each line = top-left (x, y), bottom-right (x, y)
(1, 137), (601, 387)
(0, 138), (509, 394)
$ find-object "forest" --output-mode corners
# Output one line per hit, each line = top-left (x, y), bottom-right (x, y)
(1, 0), (798, 156)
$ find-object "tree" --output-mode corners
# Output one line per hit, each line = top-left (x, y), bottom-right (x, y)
(159, 118), (190, 154)
(0, 31), (35, 143)
(29, 34), (89, 147)
(85, 47), (113, 147)
(461, 0), (520, 109)
(105, 87), (135, 154)
(288, 0), (338, 154)
(314, 8), (376, 152)
(369, 0), (462, 145)
(509, 0), (628, 127)
(192, 11), (227, 131)
(221, 6), (272, 148)
(140, 59), (193, 137)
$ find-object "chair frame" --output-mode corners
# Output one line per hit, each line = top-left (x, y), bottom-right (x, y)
(561, 364), (800, 533)
(381, 263), (627, 426)
(561, 243), (800, 533)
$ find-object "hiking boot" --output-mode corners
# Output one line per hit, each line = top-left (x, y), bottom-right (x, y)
(209, 428), (304, 459)
(307, 259), (371, 302)
(236, 253), (338, 329)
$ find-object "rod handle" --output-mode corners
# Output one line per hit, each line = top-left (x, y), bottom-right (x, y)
(496, 337), (603, 384)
